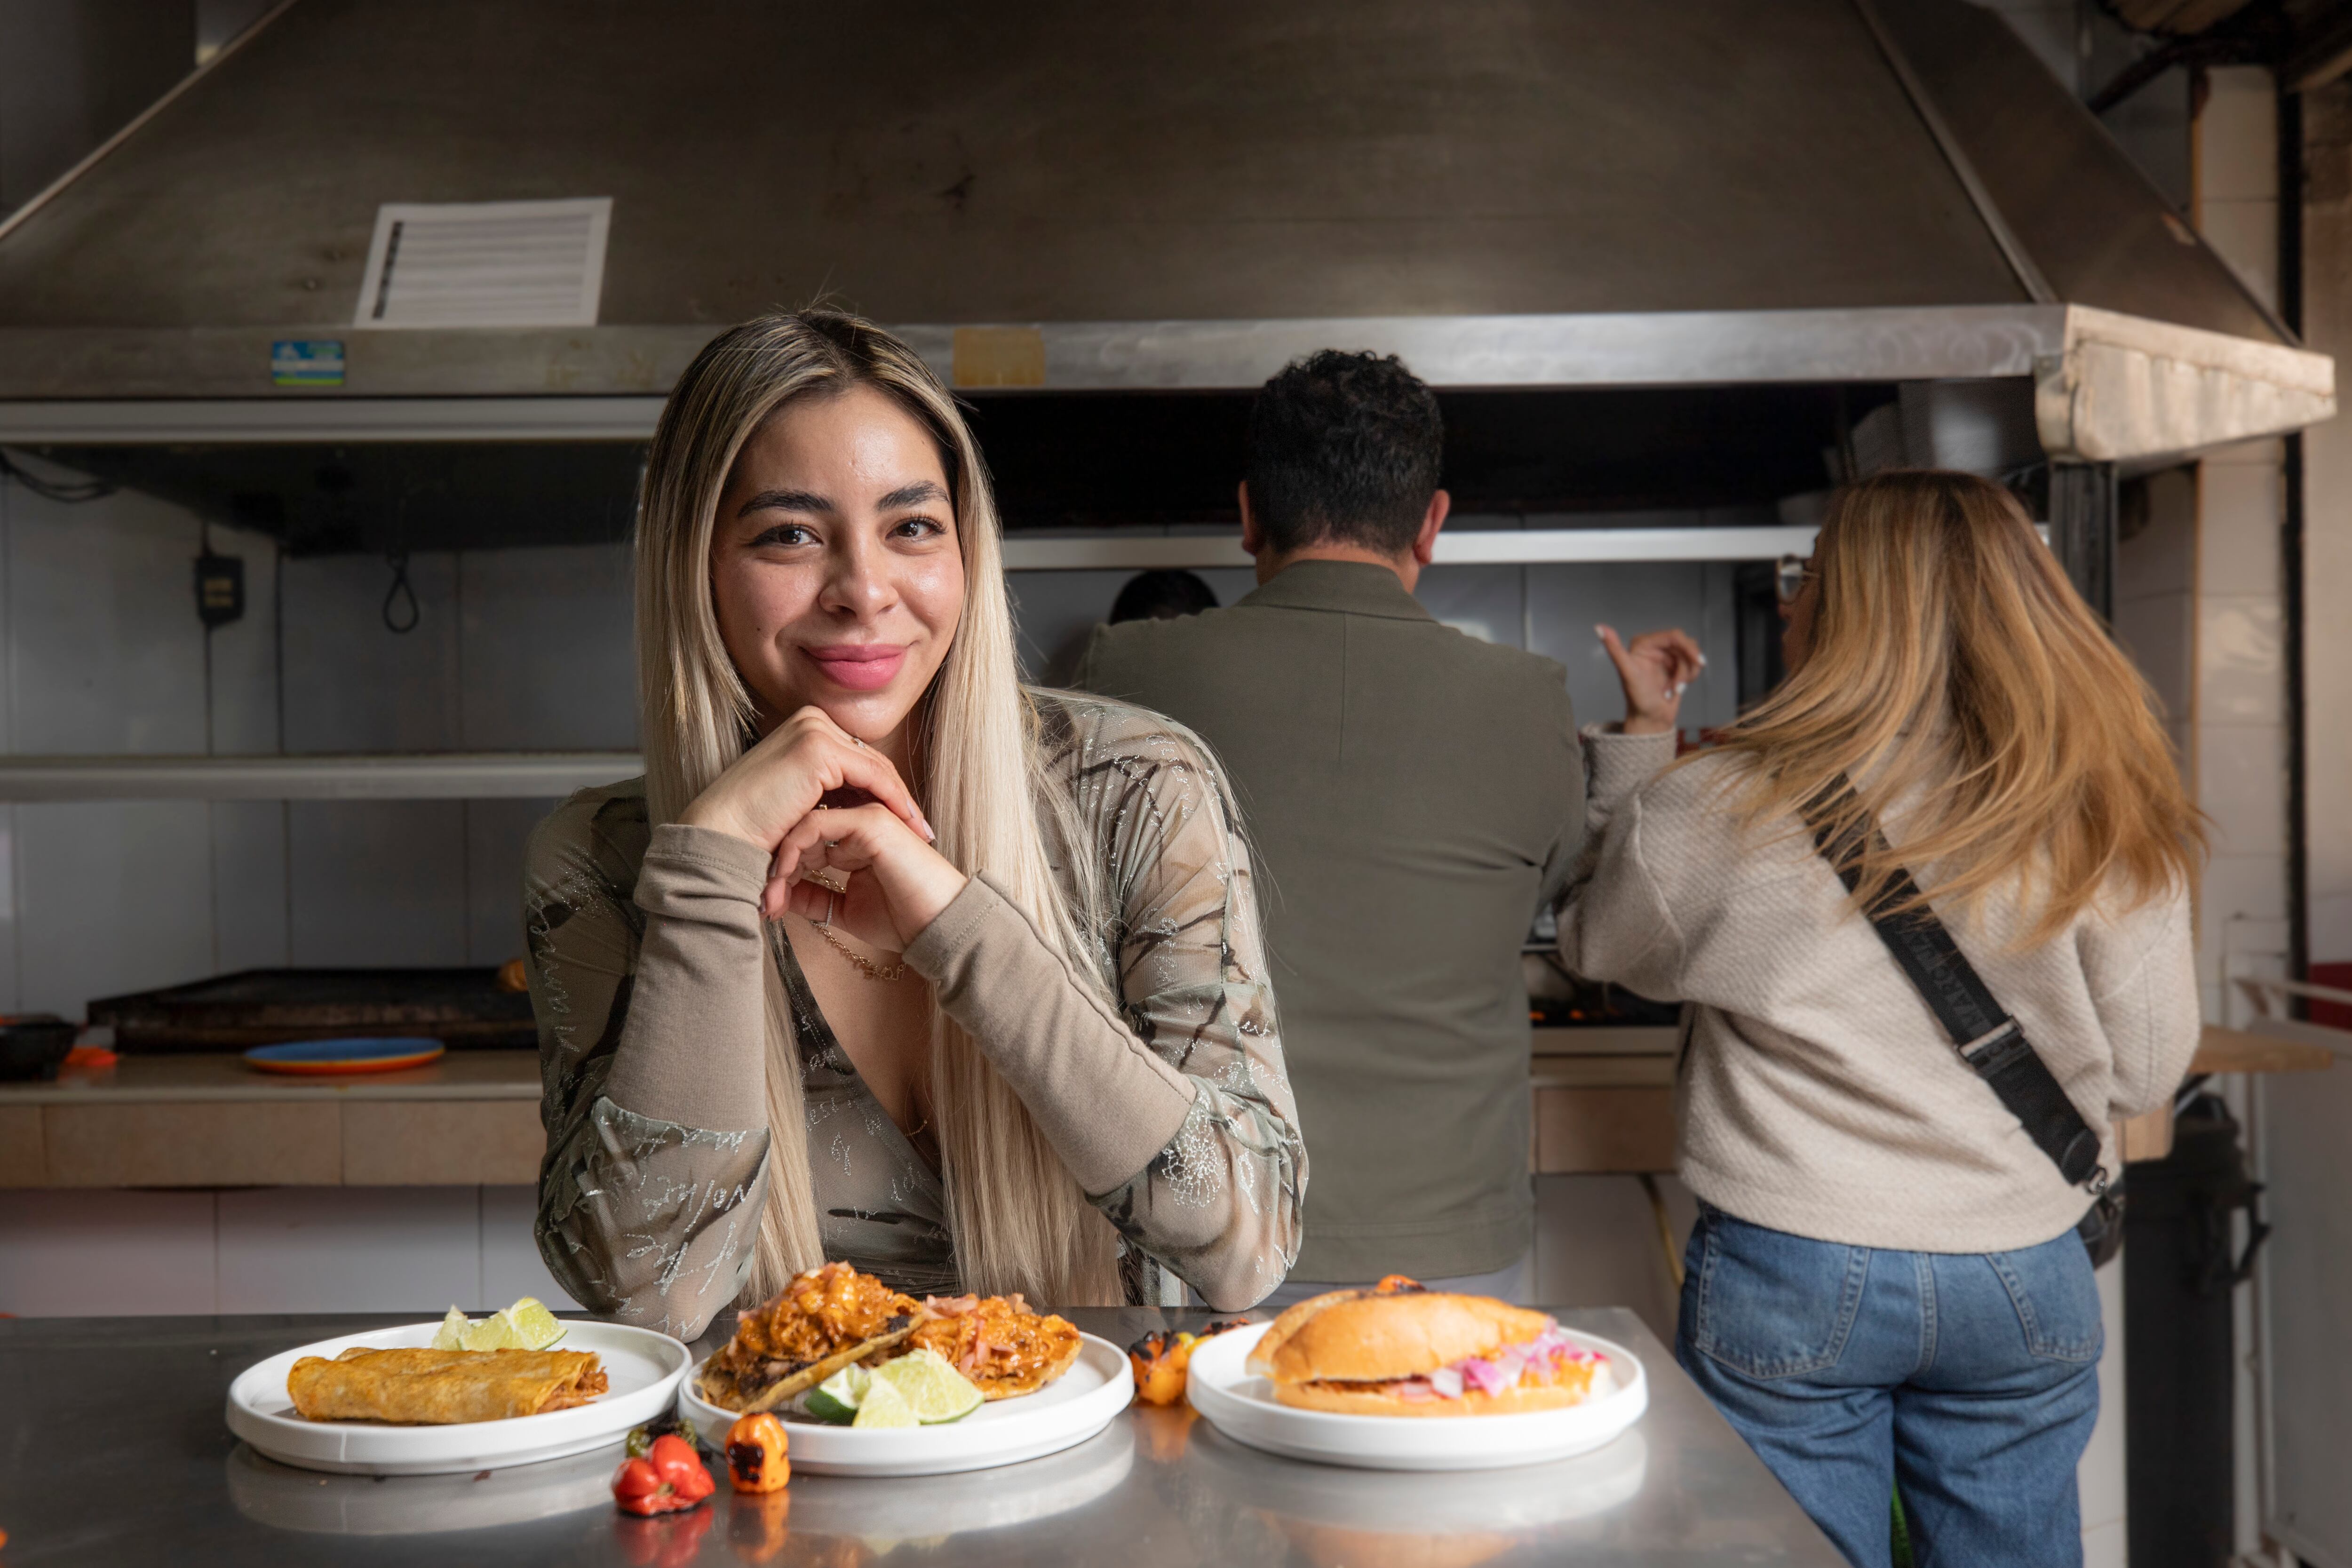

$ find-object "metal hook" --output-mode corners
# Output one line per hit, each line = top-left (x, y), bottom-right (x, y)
(381, 550), (420, 634)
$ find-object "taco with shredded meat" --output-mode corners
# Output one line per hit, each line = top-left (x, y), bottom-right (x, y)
(697, 1262), (921, 1413)
(877, 1292), (1083, 1401)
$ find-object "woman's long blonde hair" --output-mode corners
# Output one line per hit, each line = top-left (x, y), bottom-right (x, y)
(636, 311), (1123, 1305)
(1703, 469), (2201, 941)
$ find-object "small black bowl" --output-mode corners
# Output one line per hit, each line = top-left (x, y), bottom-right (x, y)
(0, 1015), (79, 1081)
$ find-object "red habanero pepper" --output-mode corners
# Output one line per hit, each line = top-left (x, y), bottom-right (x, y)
(611, 1434), (715, 1515)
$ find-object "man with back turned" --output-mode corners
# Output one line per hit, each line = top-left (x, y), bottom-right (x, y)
(1073, 350), (1582, 1305)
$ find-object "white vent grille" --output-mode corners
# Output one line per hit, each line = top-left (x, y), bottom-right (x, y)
(353, 198), (611, 329)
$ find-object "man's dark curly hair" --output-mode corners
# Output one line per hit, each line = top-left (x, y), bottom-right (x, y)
(1244, 350), (1443, 556)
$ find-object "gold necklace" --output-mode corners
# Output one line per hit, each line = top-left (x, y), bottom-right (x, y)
(811, 917), (907, 983)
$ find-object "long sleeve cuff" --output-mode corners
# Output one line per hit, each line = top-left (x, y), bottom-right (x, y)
(1580, 725), (1680, 813)
(905, 873), (1198, 1195)
(599, 823), (775, 1132)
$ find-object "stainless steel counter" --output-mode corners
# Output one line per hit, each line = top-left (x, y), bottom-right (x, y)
(0, 1307), (1840, 1566)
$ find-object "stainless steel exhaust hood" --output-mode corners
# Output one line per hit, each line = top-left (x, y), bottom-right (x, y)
(0, 0), (2329, 460)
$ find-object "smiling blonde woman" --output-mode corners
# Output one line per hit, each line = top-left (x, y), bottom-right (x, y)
(525, 311), (1303, 1336)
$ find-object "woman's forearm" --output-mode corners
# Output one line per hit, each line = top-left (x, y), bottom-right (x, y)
(600, 823), (778, 1131)
(905, 874), (1198, 1193)
(904, 870), (1303, 1309)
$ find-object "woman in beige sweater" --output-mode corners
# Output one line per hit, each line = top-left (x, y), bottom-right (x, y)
(1565, 471), (2201, 1568)
(525, 312), (1302, 1337)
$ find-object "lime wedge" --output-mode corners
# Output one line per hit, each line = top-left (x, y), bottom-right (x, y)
(460, 1309), (531, 1352)
(850, 1372), (917, 1429)
(430, 1306), (470, 1351)
(870, 1348), (984, 1425)
(806, 1364), (870, 1425)
(504, 1296), (567, 1350)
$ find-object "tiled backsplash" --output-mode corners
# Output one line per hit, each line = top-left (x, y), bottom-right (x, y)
(0, 1185), (579, 1317)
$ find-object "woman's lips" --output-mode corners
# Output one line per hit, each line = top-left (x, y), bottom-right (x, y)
(803, 643), (908, 692)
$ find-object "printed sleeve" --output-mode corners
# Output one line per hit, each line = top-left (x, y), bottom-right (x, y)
(524, 791), (771, 1340)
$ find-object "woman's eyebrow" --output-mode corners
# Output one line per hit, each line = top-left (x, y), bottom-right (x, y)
(737, 487), (831, 518)
(877, 479), (949, 510)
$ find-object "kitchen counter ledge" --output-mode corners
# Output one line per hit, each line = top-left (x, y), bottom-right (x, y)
(0, 1026), (2321, 1190)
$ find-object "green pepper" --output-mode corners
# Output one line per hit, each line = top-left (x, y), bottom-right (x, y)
(624, 1412), (698, 1459)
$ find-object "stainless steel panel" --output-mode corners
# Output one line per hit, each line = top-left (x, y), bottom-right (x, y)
(0, 0), (2018, 335)
(0, 1306), (1847, 1564)
(1527, 561), (1743, 735)
(0, 305), (2069, 407)
(1415, 563), (1530, 649)
(1875, 0), (2288, 343)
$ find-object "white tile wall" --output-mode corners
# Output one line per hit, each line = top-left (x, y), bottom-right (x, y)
(210, 799), (290, 973)
(2197, 68), (2283, 315)
(1531, 1174), (1699, 1344)
(286, 800), (470, 968)
(16, 800), (218, 1017)
(0, 1188), (218, 1315)
(482, 1183), (581, 1310)
(6, 477), (207, 756)
(281, 550), (463, 753)
(2197, 596), (2284, 725)
(0, 1186), (580, 1316)
(218, 1186), (486, 1313)
(205, 522), (281, 754)
(2196, 458), (2283, 598)
(2195, 725), (2288, 859)
(2200, 67), (2282, 202)
(2080, 1260), (2131, 1559)
(457, 544), (636, 750)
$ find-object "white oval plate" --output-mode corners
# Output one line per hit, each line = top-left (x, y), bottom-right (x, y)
(225, 1442), (616, 1534)
(225, 1320), (691, 1476)
(678, 1332), (1133, 1476)
(1185, 1321), (1647, 1472)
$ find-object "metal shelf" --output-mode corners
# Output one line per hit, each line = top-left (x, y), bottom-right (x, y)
(1002, 525), (1819, 572)
(0, 752), (641, 802)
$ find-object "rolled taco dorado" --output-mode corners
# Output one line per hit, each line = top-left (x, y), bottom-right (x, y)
(1247, 1280), (1611, 1417)
(287, 1346), (607, 1424)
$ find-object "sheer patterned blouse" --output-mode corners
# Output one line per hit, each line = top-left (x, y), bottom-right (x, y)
(524, 691), (1304, 1337)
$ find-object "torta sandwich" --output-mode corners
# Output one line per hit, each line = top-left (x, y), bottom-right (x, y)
(1246, 1275), (1611, 1417)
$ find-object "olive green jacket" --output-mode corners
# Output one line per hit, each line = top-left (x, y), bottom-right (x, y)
(1073, 560), (1582, 1280)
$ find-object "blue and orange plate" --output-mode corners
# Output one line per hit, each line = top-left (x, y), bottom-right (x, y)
(242, 1038), (446, 1076)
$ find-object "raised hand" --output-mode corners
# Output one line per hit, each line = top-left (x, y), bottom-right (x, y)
(768, 801), (968, 950)
(678, 706), (934, 853)
(1597, 625), (1706, 737)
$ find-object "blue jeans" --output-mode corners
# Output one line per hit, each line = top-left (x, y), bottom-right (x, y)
(1675, 1204), (2102, 1568)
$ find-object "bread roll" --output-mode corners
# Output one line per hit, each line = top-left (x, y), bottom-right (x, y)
(1258, 1292), (1557, 1386)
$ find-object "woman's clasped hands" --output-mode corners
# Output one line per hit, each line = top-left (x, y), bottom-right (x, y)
(678, 706), (967, 952)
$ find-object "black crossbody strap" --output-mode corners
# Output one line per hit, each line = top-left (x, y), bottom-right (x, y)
(1807, 777), (2107, 1192)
